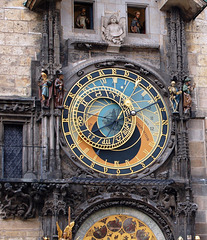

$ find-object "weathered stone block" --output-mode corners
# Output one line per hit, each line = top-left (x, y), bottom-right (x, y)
(28, 21), (42, 33)
(0, 8), (4, 19)
(5, 9), (21, 20)
(197, 55), (207, 66)
(195, 223), (207, 234)
(191, 157), (205, 168)
(195, 66), (207, 77)
(21, 9), (40, 21)
(201, 45), (207, 54)
(188, 119), (204, 130)
(187, 44), (201, 53)
(5, 33), (41, 46)
(14, 21), (29, 33)
(189, 142), (205, 157)
(193, 21), (207, 33)
(2, 0), (25, 8)
(187, 33), (207, 45)
(0, 20), (14, 32)
(0, 32), (5, 44)
(191, 167), (207, 178)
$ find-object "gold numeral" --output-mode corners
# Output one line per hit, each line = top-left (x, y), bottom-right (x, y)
(162, 120), (168, 125)
(77, 82), (83, 88)
(77, 139), (83, 144)
(62, 118), (69, 122)
(104, 167), (108, 173)
(149, 141), (155, 147)
(114, 161), (120, 167)
(93, 155), (98, 161)
(99, 70), (105, 76)
(154, 95), (161, 101)
(84, 148), (89, 154)
(87, 74), (92, 80)
(160, 107), (166, 112)
(90, 162), (95, 168)
(146, 85), (152, 91)
(141, 162), (146, 168)
(70, 144), (76, 149)
(125, 160), (130, 166)
(80, 155), (84, 160)
(130, 167), (134, 173)
(124, 70), (129, 77)
(143, 149), (149, 155)
(116, 169), (120, 175)
(69, 92), (75, 98)
(112, 68), (117, 75)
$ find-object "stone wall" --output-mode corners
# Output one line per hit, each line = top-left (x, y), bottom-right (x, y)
(0, 218), (43, 240)
(186, 8), (207, 240)
(0, 0), (42, 97)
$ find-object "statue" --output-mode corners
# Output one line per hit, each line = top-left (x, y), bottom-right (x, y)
(130, 11), (142, 33)
(183, 76), (196, 114)
(75, 7), (89, 29)
(56, 207), (75, 240)
(38, 71), (52, 108)
(168, 79), (182, 113)
(54, 71), (64, 108)
(102, 14), (126, 45)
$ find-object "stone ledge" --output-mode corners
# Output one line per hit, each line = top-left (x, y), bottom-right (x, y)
(68, 38), (160, 51)
(160, 0), (207, 21)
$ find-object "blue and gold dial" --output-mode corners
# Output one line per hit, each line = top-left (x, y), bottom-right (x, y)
(62, 68), (169, 176)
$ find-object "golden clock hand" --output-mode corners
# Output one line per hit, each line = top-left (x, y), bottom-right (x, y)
(131, 100), (161, 116)
(123, 79), (141, 107)
(116, 110), (123, 121)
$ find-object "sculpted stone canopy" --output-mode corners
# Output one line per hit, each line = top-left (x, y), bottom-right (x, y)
(24, 0), (207, 22)
(160, 0), (207, 21)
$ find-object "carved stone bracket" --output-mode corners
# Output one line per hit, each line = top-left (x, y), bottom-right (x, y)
(177, 201), (198, 217)
(160, 0), (207, 22)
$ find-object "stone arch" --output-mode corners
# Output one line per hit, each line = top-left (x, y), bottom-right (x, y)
(73, 198), (175, 240)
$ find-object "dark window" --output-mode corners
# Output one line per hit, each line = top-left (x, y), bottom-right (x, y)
(128, 6), (146, 34)
(74, 1), (93, 30)
(3, 124), (23, 178)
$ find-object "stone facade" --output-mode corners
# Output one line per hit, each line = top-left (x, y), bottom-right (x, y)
(0, 0), (42, 97)
(186, 8), (207, 239)
(0, 0), (207, 240)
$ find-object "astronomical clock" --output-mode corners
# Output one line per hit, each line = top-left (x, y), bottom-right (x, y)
(0, 0), (199, 239)
(62, 67), (170, 177)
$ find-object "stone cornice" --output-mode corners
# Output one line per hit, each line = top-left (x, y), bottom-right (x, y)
(160, 0), (207, 21)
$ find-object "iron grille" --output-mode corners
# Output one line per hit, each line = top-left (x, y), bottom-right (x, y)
(4, 124), (23, 178)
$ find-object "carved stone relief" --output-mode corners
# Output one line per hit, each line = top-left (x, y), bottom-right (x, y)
(101, 14), (126, 45)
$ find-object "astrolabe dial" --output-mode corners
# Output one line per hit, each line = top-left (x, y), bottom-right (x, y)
(62, 68), (170, 176)
(72, 86), (136, 150)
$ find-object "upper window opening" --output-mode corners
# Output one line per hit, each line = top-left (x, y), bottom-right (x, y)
(127, 6), (146, 34)
(74, 2), (93, 30)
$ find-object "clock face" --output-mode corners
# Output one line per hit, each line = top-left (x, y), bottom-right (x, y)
(62, 68), (169, 176)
